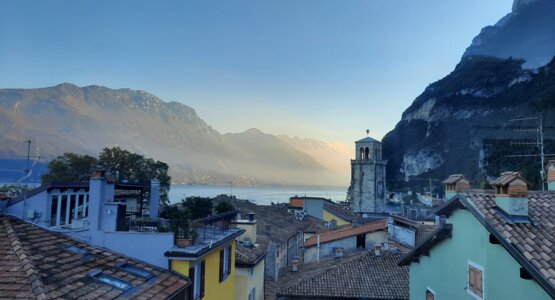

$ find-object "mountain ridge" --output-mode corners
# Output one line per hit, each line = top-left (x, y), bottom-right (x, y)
(0, 83), (347, 187)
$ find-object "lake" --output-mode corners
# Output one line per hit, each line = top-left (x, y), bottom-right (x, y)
(168, 184), (349, 205)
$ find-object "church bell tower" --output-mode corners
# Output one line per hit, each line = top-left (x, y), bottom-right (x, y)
(347, 134), (387, 214)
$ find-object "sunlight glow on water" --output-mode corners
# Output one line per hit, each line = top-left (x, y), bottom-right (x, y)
(169, 184), (348, 205)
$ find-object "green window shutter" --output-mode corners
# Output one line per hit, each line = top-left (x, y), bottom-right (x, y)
(200, 260), (205, 298)
(227, 245), (232, 276)
(219, 248), (224, 282)
(189, 265), (195, 299)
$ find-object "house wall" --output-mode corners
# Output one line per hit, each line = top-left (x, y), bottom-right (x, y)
(103, 231), (174, 268)
(389, 224), (416, 247)
(303, 231), (386, 263)
(170, 241), (236, 300)
(322, 209), (349, 226)
(235, 259), (265, 300)
(265, 242), (278, 280)
(303, 200), (324, 219)
(409, 209), (550, 300)
(5, 190), (48, 223)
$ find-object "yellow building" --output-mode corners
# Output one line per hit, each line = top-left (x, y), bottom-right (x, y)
(233, 214), (268, 300)
(165, 211), (244, 300)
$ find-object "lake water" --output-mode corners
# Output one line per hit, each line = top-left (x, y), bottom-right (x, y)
(168, 184), (348, 205)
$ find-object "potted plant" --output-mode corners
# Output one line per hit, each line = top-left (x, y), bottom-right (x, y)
(174, 221), (196, 248)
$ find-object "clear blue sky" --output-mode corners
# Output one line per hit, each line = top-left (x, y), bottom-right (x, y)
(0, 0), (513, 144)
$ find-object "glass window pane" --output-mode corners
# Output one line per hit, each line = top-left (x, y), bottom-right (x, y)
(50, 195), (58, 226)
(60, 195), (68, 226)
(77, 195), (85, 219)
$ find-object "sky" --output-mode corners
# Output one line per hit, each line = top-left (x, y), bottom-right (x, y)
(0, 0), (513, 144)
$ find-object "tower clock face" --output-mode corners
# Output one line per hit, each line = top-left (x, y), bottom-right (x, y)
(377, 181), (384, 198)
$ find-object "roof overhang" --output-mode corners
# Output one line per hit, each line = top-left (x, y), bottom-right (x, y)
(400, 194), (555, 298)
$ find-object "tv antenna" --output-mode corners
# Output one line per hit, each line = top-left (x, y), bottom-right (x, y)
(507, 116), (554, 191)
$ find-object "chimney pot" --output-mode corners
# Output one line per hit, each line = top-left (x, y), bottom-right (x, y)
(374, 245), (382, 257)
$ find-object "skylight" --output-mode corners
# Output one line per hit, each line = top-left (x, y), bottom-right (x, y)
(91, 270), (132, 290)
(65, 245), (90, 256)
(117, 263), (154, 279)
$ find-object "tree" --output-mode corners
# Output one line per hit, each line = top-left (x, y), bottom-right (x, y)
(98, 147), (172, 205)
(182, 197), (213, 220)
(214, 201), (235, 214)
(41, 147), (172, 206)
(41, 153), (97, 183)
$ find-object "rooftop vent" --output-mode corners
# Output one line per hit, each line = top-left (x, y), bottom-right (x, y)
(291, 258), (300, 272)
(492, 172), (530, 222)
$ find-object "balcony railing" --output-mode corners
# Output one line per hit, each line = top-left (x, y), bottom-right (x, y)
(121, 210), (240, 247)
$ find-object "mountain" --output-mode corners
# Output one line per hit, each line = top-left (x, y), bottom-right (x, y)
(382, 0), (555, 191)
(463, 0), (555, 68)
(276, 135), (352, 181)
(0, 83), (345, 187)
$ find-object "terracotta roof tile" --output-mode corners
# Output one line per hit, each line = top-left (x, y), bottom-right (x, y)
(0, 214), (190, 299)
(304, 219), (386, 248)
(277, 251), (408, 299)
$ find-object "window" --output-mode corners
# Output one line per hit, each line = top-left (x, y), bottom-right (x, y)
(426, 288), (435, 300)
(356, 234), (365, 249)
(248, 287), (256, 300)
(90, 270), (131, 290)
(189, 260), (205, 300)
(117, 263), (153, 279)
(49, 192), (89, 227)
(468, 261), (484, 299)
(219, 245), (232, 282)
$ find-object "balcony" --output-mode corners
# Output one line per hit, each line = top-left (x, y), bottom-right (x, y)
(164, 210), (245, 258)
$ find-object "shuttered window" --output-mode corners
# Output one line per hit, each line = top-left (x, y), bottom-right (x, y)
(190, 260), (205, 300)
(468, 262), (484, 299)
(200, 260), (205, 298)
(425, 288), (435, 300)
(219, 244), (232, 282)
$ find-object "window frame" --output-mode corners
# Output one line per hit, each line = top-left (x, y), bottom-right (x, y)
(467, 260), (485, 300)
(219, 244), (232, 282)
(190, 260), (205, 300)
(425, 287), (435, 300)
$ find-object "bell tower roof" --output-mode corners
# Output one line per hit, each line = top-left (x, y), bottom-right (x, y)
(356, 136), (380, 144)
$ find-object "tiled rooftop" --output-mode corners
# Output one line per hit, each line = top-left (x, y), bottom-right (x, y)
(0, 214), (189, 299)
(277, 251), (408, 299)
(235, 235), (269, 266)
(304, 219), (387, 248)
(462, 191), (555, 289)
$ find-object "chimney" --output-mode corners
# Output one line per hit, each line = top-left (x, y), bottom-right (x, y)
(442, 174), (470, 200)
(547, 161), (555, 191)
(492, 172), (530, 220)
(334, 247), (344, 258)
(232, 211), (257, 244)
(291, 258), (300, 272)
(374, 245), (382, 257)
(149, 179), (160, 219)
(88, 169), (115, 244)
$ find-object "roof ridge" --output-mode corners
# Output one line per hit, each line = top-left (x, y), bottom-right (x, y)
(3, 218), (50, 300)
(280, 252), (366, 294)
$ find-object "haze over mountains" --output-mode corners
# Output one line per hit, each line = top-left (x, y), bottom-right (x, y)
(0, 83), (350, 186)
(383, 0), (555, 189)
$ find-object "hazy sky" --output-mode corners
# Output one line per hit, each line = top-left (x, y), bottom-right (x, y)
(0, 0), (513, 144)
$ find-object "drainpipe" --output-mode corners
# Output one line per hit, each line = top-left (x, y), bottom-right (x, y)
(317, 234), (320, 262)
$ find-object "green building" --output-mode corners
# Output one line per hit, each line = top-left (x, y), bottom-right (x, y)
(400, 172), (555, 300)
